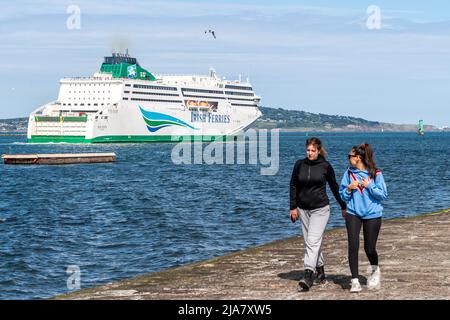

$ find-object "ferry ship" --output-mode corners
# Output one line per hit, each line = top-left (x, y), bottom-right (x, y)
(27, 52), (262, 143)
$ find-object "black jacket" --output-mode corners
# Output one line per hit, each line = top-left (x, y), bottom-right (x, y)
(290, 155), (346, 210)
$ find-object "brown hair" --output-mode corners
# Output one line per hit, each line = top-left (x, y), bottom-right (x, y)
(352, 143), (378, 179)
(306, 137), (328, 159)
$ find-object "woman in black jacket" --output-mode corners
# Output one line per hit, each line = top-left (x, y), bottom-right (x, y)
(290, 137), (346, 291)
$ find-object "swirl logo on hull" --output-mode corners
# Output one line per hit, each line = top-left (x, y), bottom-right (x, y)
(139, 106), (199, 132)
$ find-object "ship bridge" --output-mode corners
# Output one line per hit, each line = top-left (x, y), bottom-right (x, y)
(102, 52), (140, 67)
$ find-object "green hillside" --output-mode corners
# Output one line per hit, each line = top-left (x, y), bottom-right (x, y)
(251, 106), (439, 132)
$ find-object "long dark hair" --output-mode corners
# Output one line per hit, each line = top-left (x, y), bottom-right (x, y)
(306, 137), (328, 159)
(352, 143), (378, 179)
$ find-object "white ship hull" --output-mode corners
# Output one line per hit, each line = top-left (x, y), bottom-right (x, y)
(28, 100), (261, 143)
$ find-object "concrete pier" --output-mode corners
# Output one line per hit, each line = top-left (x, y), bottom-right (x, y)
(2, 153), (116, 165)
(56, 209), (450, 300)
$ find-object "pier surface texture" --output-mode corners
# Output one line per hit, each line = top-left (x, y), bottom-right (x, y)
(2, 153), (116, 165)
(57, 209), (450, 300)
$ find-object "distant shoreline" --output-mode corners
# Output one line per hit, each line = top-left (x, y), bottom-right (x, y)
(0, 132), (26, 135)
(1, 131), (449, 136)
(273, 128), (449, 133)
(1, 107), (449, 134)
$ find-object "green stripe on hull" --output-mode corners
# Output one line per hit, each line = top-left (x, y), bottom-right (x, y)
(28, 135), (232, 143)
(28, 136), (88, 143)
(141, 118), (185, 128)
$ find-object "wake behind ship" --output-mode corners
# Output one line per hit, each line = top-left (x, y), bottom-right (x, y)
(27, 52), (262, 143)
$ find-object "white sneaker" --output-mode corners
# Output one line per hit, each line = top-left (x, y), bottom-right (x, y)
(367, 265), (381, 290)
(350, 278), (362, 293)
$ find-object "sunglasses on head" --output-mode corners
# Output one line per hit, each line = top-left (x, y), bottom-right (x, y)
(348, 154), (358, 159)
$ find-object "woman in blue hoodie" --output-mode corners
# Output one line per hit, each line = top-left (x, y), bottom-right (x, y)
(339, 143), (388, 293)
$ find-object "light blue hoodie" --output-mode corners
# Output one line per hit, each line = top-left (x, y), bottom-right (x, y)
(339, 167), (388, 219)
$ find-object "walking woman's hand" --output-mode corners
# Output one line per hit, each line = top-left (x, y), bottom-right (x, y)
(347, 180), (359, 192)
(341, 208), (347, 218)
(290, 209), (298, 223)
(361, 178), (372, 188)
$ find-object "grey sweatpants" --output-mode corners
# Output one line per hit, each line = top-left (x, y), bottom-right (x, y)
(298, 205), (330, 271)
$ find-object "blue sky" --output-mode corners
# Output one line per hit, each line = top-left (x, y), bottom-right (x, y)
(0, 0), (449, 127)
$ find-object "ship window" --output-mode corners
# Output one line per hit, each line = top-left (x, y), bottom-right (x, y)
(224, 85), (253, 91)
(133, 84), (177, 91)
(225, 91), (254, 96)
(132, 91), (179, 97)
(130, 98), (182, 103)
(181, 88), (223, 94)
(183, 94), (225, 100)
(124, 91), (130, 93)
(123, 98), (128, 100)
(231, 103), (256, 107)
(227, 97), (256, 102)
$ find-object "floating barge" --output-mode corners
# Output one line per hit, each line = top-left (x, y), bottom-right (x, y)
(2, 153), (116, 165)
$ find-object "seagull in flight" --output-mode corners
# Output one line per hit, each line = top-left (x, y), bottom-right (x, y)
(205, 29), (216, 39)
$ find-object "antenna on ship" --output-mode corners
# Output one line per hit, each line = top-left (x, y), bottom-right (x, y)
(209, 67), (218, 79)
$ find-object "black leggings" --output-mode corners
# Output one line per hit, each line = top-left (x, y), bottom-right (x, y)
(345, 214), (382, 278)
